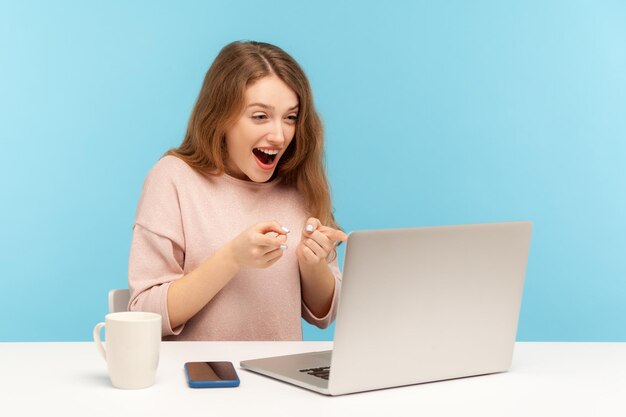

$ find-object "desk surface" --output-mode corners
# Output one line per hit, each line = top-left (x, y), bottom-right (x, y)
(1, 342), (624, 417)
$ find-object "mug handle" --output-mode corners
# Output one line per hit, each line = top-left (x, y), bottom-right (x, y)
(93, 322), (106, 360)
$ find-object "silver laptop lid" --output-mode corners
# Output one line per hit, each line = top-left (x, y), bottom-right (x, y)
(328, 221), (532, 395)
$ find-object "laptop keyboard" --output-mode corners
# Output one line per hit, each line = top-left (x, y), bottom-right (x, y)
(299, 366), (331, 380)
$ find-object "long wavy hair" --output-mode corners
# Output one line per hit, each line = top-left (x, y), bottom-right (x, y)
(166, 40), (339, 230)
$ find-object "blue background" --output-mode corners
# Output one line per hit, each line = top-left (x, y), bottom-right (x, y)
(1, 1), (625, 342)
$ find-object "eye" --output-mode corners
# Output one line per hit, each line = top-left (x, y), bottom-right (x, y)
(286, 114), (298, 123)
(252, 113), (268, 121)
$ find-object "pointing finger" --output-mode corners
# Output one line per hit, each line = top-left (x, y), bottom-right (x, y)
(319, 227), (348, 243)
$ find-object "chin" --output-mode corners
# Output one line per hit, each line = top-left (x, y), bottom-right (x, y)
(247, 170), (274, 183)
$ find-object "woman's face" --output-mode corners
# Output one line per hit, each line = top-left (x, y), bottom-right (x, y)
(224, 75), (299, 182)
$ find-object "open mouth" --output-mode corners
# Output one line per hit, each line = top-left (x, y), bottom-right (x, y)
(252, 148), (279, 167)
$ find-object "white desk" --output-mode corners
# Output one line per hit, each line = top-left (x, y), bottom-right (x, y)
(1, 342), (624, 416)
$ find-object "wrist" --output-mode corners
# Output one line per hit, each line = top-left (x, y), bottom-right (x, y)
(219, 242), (242, 274)
(298, 256), (329, 277)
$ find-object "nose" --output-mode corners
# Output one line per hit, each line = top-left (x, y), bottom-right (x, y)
(267, 119), (286, 147)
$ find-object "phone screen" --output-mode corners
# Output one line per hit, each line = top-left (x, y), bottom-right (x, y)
(185, 361), (240, 388)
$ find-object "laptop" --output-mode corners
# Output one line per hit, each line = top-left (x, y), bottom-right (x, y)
(240, 221), (532, 396)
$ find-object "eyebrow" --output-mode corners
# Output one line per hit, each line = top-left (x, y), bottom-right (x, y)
(247, 102), (299, 111)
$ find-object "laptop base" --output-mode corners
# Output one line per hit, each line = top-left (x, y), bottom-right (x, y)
(241, 350), (332, 395)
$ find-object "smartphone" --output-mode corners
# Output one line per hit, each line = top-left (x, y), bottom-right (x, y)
(184, 361), (240, 388)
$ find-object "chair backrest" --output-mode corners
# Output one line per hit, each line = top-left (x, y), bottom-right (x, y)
(108, 289), (131, 313)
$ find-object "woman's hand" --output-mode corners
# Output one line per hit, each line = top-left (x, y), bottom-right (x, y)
(227, 221), (290, 269)
(296, 217), (348, 267)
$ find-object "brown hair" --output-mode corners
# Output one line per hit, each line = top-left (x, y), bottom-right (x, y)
(166, 41), (339, 230)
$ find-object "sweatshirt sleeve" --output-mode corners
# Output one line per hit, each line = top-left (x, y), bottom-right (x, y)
(127, 160), (186, 337)
(301, 255), (342, 329)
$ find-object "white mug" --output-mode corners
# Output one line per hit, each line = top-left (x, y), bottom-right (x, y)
(93, 312), (162, 389)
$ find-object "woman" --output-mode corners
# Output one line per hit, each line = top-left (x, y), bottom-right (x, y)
(128, 40), (346, 340)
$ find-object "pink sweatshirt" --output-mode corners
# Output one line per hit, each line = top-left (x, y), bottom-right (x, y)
(128, 156), (342, 341)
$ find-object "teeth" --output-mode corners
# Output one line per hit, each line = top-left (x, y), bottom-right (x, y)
(256, 148), (279, 155)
